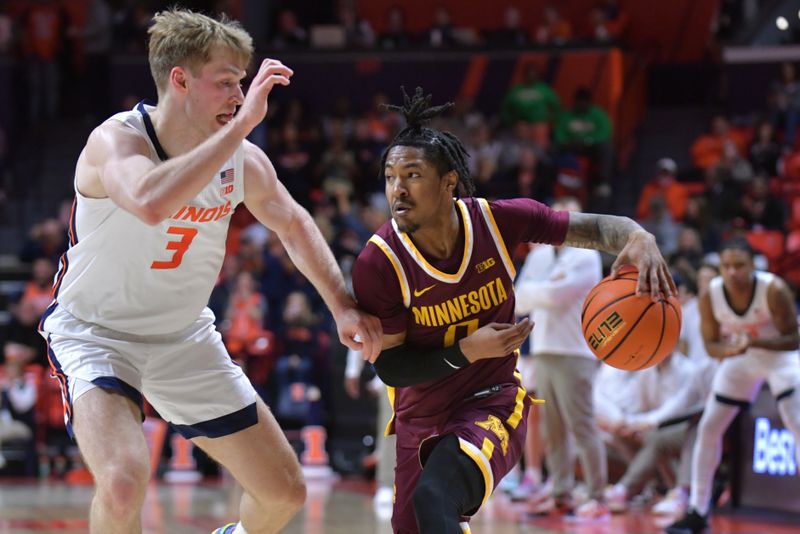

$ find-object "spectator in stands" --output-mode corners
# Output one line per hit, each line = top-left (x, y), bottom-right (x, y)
(464, 120), (501, 179)
(500, 64), (561, 128)
(668, 227), (705, 284)
(316, 118), (358, 195)
(0, 353), (37, 472)
(586, 0), (630, 45)
(427, 6), (457, 48)
(221, 271), (270, 363)
(337, 2), (375, 49)
(683, 195), (721, 253)
(639, 196), (681, 257)
(484, 6), (529, 48)
(378, 5), (413, 50)
(18, 217), (67, 264)
(273, 122), (314, 209)
(112, 3), (152, 52)
(690, 115), (747, 171)
(270, 291), (326, 429)
(493, 146), (554, 201)
(603, 349), (713, 513)
(769, 62), (800, 150)
(20, 0), (68, 122)
(636, 158), (688, 222)
(740, 173), (787, 230)
(67, 0), (112, 121)
(554, 87), (613, 188)
(4, 258), (55, 368)
(711, 140), (754, 185)
(270, 8), (308, 49)
(209, 255), (241, 328)
(748, 120), (781, 176)
(535, 4), (573, 46)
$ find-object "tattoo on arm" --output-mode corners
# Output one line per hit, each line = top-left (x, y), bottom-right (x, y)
(563, 213), (642, 254)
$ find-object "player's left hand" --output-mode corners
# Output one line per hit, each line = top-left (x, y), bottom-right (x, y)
(335, 307), (383, 362)
(610, 229), (676, 300)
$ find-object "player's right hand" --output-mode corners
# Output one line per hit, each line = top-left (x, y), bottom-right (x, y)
(458, 318), (534, 363)
(236, 58), (293, 133)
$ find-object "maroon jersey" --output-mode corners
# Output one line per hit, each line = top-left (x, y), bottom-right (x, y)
(352, 197), (568, 441)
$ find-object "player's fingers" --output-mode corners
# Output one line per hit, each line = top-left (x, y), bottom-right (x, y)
(663, 263), (677, 296)
(649, 265), (661, 300)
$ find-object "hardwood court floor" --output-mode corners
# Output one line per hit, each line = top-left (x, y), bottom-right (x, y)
(0, 476), (798, 533)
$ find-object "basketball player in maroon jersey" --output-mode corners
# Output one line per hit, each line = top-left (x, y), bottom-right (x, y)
(351, 88), (674, 534)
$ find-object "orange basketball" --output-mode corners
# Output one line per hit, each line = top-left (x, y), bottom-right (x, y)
(581, 266), (682, 371)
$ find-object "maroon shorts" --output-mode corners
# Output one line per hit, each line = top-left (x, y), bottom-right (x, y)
(391, 383), (531, 534)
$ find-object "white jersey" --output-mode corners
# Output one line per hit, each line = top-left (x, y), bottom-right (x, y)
(49, 102), (245, 335)
(708, 271), (794, 359)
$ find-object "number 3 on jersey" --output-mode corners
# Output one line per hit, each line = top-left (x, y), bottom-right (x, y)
(151, 226), (198, 269)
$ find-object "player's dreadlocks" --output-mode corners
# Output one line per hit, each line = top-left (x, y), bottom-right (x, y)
(380, 87), (475, 197)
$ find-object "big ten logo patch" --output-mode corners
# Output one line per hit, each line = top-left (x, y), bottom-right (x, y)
(475, 257), (496, 274)
(475, 415), (509, 455)
(588, 310), (625, 351)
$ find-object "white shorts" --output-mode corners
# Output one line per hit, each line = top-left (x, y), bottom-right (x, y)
(712, 348), (800, 404)
(40, 304), (257, 439)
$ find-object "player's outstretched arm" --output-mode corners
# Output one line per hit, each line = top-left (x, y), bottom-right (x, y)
(371, 320), (533, 387)
(81, 59), (293, 225)
(563, 212), (675, 299)
(243, 143), (382, 360)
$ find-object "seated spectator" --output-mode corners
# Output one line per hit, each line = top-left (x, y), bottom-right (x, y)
(554, 87), (613, 187)
(636, 158), (688, 222)
(740, 173), (787, 230)
(0, 353), (37, 472)
(484, 6), (529, 48)
(337, 2), (375, 49)
(748, 120), (781, 176)
(269, 291), (326, 429)
(270, 8), (308, 49)
(492, 146), (554, 200)
(19, 218), (68, 264)
(668, 227), (705, 283)
(594, 366), (643, 464)
(769, 62), (800, 149)
(273, 122), (314, 209)
(378, 5), (413, 49)
(427, 6), (457, 48)
(4, 258), (55, 368)
(586, 0), (629, 44)
(683, 196), (721, 253)
(221, 271), (271, 361)
(535, 4), (573, 46)
(603, 350), (713, 513)
(711, 140), (754, 185)
(690, 115), (748, 171)
(639, 196), (681, 257)
(500, 63), (561, 127)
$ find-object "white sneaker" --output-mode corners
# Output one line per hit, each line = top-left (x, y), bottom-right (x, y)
(651, 487), (688, 516)
(603, 484), (628, 513)
(565, 499), (610, 522)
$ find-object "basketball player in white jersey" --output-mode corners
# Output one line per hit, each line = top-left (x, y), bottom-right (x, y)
(666, 237), (800, 534)
(38, 9), (382, 534)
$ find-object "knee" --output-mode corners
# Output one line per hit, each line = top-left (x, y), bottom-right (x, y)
(95, 459), (150, 518)
(252, 468), (307, 513)
(412, 478), (446, 513)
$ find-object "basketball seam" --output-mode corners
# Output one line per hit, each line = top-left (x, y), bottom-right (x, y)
(601, 301), (657, 363)
(581, 275), (639, 324)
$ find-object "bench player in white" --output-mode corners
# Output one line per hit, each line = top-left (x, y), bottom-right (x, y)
(666, 237), (800, 534)
(38, 9), (381, 534)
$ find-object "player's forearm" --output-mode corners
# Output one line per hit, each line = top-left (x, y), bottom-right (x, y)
(281, 209), (353, 316)
(373, 343), (470, 387)
(132, 120), (250, 223)
(750, 334), (800, 352)
(563, 213), (647, 255)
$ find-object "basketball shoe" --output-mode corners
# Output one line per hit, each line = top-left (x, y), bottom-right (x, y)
(211, 523), (237, 534)
(664, 508), (708, 533)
